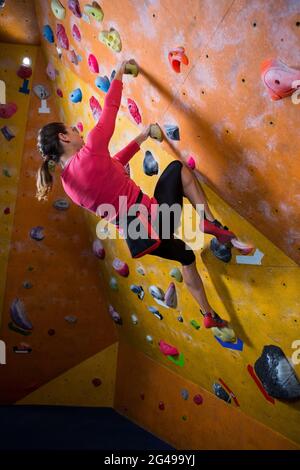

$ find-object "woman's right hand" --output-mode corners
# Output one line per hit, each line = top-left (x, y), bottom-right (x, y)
(114, 60), (127, 80)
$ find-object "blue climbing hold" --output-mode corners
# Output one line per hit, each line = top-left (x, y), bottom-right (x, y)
(43, 25), (54, 43)
(95, 76), (110, 93)
(70, 88), (82, 103)
(164, 124), (180, 141)
(110, 69), (116, 81)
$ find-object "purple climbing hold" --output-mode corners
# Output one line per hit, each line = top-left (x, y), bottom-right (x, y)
(72, 24), (81, 41)
(10, 298), (33, 331)
(93, 239), (105, 259)
(1, 126), (15, 141)
(165, 282), (177, 308)
(68, 0), (82, 17)
(46, 62), (57, 81)
(108, 305), (122, 324)
(30, 226), (44, 241)
(112, 258), (129, 277)
(181, 389), (189, 400)
(193, 394), (203, 405)
(56, 24), (69, 50)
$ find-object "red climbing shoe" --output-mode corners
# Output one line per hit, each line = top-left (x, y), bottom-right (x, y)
(203, 311), (228, 329)
(231, 238), (254, 255)
(201, 219), (236, 245)
(261, 59), (300, 101)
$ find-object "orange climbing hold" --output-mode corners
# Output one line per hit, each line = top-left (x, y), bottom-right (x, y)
(168, 47), (189, 73)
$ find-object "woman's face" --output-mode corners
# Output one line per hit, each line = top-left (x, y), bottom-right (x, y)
(68, 125), (85, 148)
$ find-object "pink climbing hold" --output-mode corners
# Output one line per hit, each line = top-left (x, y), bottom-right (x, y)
(68, 0), (82, 18)
(159, 340), (179, 357)
(77, 121), (83, 132)
(93, 239), (105, 259)
(72, 24), (81, 42)
(17, 65), (32, 79)
(88, 54), (99, 73)
(127, 98), (142, 125)
(193, 394), (203, 405)
(112, 258), (129, 277)
(89, 96), (102, 121)
(187, 155), (196, 170)
(164, 282), (177, 308)
(158, 401), (165, 411)
(46, 62), (57, 81)
(56, 88), (63, 98)
(68, 49), (78, 65)
(261, 58), (300, 101)
(168, 47), (189, 73)
(0, 102), (17, 118)
(56, 24), (69, 50)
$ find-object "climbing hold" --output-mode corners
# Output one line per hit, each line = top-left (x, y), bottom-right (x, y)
(112, 258), (129, 277)
(164, 282), (177, 308)
(33, 84), (51, 100)
(177, 315), (184, 322)
(51, 0), (65, 19)
(56, 24), (69, 50)
(64, 315), (78, 324)
(13, 343), (32, 354)
(10, 298), (33, 331)
(56, 88), (63, 98)
(53, 198), (70, 210)
(70, 88), (82, 103)
(218, 378), (239, 407)
(254, 345), (300, 400)
(131, 314), (138, 325)
(108, 305), (122, 325)
(182, 415), (187, 421)
(22, 281), (33, 289)
(46, 62), (57, 81)
(84, 1), (104, 21)
(170, 267), (183, 282)
(168, 47), (189, 73)
(130, 285), (145, 300)
(72, 24), (81, 42)
(68, 0), (81, 17)
(164, 124), (180, 141)
(17, 65), (31, 79)
(3, 207), (10, 215)
(136, 266), (145, 276)
(89, 96), (102, 121)
(193, 394), (203, 405)
(158, 401), (165, 410)
(190, 319), (200, 330)
(3, 168), (12, 177)
(1, 126), (14, 141)
(181, 389), (189, 400)
(210, 238), (232, 263)
(146, 335), (153, 343)
(77, 122), (83, 132)
(213, 382), (231, 403)
(0, 0), (5, 8)
(95, 75), (110, 93)
(125, 60), (139, 77)
(143, 151), (159, 176)
(8, 322), (31, 336)
(93, 239), (105, 259)
(187, 156), (195, 170)
(127, 98), (142, 125)
(88, 54), (99, 73)
(110, 69), (116, 81)
(30, 226), (44, 241)
(212, 326), (236, 343)
(109, 277), (118, 291)
(159, 340), (179, 356)
(149, 123), (163, 142)
(215, 336), (243, 352)
(99, 28), (122, 52)
(261, 58), (300, 101)
(149, 285), (165, 301)
(0, 102), (17, 119)
(68, 49), (79, 65)
(92, 377), (102, 387)
(43, 25), (54, 43)
(56, 46), (63, 59)
(124, 163), (130, 176)
(148, 306), (163, 320)
(48, 329), (56, 336)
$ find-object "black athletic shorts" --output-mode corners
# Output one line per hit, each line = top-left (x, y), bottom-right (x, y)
(148, 160), (196, 266)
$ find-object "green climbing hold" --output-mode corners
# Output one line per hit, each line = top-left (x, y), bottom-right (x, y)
(190, 319), (201, 330)
(3, 168), (12, 177)
(170, 267), (183, 282)
(109, 277), (118, 291)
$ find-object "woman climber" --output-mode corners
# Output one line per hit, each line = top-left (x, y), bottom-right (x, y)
(36, 59), (251, 329)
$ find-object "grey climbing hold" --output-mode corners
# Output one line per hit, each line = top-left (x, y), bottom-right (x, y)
(165, 282), (177, 308)
(109, 277), (118, 291)
(131, 314), (138, 325)
(30, 226), (44, 241)
(108, 305), (122, 325)
(130, 285), (145, 300)
(33, 84), (51, 100)
(10, 298), (33, 331)
(181, 389), (189, 400)
(213, 382), (231, 403)
(143, 150), (158, 176)
(149, 285), (165, 301)
(170, 267), (183, 282)
(64, 315), (78, 324)
(148, 306), (163, 320)
(177, 315), (184, 323)
(164, 124), (180, 141)
(210, 237), (232, 263)
(136, 266), (145, 276)
(53, 198), (70, 210)
(146, 335), (153, 343)
(254, 345), (300, 400)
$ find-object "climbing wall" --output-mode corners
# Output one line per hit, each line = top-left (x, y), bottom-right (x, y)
(0, 0), (300, 450)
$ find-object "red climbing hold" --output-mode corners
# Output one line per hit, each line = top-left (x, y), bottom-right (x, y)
(158, 401), (165, 410)
(3, 207), (10, 215)
(127, 98), (142, 124)
(56, 88), (63, 98)
(92, 378), (102, 387)
(261, 59), (300, 100)
(56, 24), (69, 50)
(88, 54), (99, 73)
(168, 47), (189, 73)
(17, 65), (32, 79)
(0, 102), (17, 119)
(193, 394), (203, 405)
(159, 340), (179, 356)
(187, 155), (196, 170)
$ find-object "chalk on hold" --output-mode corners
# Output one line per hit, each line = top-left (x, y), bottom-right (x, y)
(70, 88), (82, 103)
(109, 277), (118, 291)
(127, 98), (142, 125)
(68, 0), (82, 17)
(159, 340), (179, 356)
(143, 151), (158, 176)
(108, 305), (122, 325)
(0, 103), (17, 119)
(148, 306), (163, 320)
(210, 237), (232, 263)
(1, 126), (14, 141)
(89, 96), (102, 121)
(72, 24), (81, 42)
(30, 226), (45, 241)
(254, 345), (300, 400)
(10, 298), (33, 331)
(149, 123), (163, 142)
(168, 47), (189, 73)
(53, 198), (70, 211)
(92, 239), (105, 259)
(212, 325), (236, 343)
(213, 382), (231, 403)
(165, 282), (177, 308)
(43, 25), (54, 43)
(84, 1), (104, 22)
(95, 76), (110, 93)
(51, 0), (65, 19)
(88, 54), (99, 73)
(130, 284), (145, 300)
(99, 28), (122, 52)
(112, 258), (129, 277)
(164, 124), (180, 141)
(56, 24), (69, 50)
(261, 58), (300, 101)
(170, 267), (183, 282)
(149, 285), (165, 301)
(33, 84), (51, 100)
(125, 60), (139, 77)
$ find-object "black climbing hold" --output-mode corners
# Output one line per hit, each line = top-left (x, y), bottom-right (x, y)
(213, 383), (231, 403)
(164, 124), (180, 141)
(143, 151), (158, 176)
(210, 237), (232, 263)
(254, 345), (300, 400)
